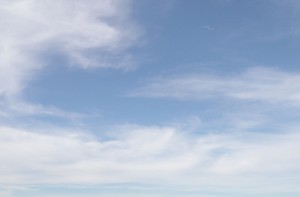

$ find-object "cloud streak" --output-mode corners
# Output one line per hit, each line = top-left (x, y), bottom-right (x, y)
(131, 67), (300, 104)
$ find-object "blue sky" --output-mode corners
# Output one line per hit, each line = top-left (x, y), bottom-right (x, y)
(1, 0), (300, 196)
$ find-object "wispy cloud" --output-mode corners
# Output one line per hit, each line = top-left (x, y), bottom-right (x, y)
(0, 0), (140, 119)
(202, 25), (214, 31)
(1, 123), (300, 194)
(131, 67), (300, 104)
(0, 0), (139, 98)
(0, 98), (85, 123)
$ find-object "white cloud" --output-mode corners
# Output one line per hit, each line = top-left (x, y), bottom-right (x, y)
(1, 98), (85, 121)
(0, 0), (139, 98)
(131, 67), (300, 104)
(1, 123), (300, 193)
(0, 0), (140, 119)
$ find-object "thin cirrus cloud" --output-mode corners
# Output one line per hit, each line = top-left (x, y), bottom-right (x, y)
(1, 123), (300, 194)
(131, 67), (300, 104)
(0, 0), (139, 98)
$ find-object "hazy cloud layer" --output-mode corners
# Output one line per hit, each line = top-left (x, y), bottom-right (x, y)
(1, 124), (300, 193)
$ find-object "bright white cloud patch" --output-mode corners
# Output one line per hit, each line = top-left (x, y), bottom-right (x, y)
(131, 67), (300, 104)
(1, 124), (300, 193)
(0, 0), (139, 97)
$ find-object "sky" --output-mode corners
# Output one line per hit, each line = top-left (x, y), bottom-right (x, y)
(1, 0), (300, 196)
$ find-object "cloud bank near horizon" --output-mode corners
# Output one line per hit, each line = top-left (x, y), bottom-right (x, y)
(1, 123), (300, 194)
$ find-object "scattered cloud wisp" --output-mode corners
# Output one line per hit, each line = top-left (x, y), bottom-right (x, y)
(131, 67), (300, 104)
(0, 0), (139, 98)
